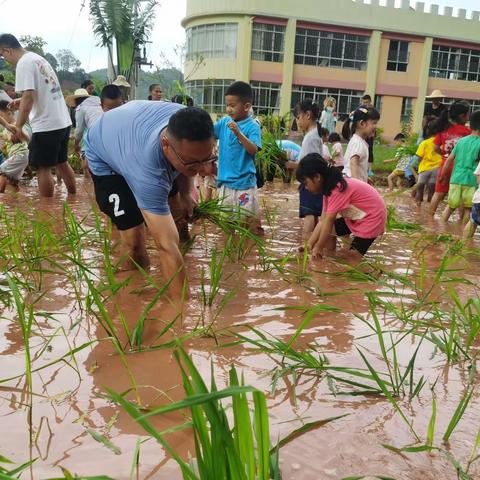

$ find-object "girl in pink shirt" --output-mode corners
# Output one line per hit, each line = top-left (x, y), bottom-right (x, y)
(296, 153), (387, 258)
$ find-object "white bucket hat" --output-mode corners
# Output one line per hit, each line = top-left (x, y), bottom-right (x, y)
(112, 75), (131, 88)
(65, 88), (90, 107)
(426, 89), (445, 99)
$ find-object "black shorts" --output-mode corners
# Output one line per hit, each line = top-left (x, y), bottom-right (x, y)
(91, 172), (144, 231)
(334, 218), (376, 255)
(29, 126), (71, 168)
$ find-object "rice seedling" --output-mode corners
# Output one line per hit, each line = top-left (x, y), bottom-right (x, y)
(386, 206), (423, 232)
(255, 131), (289, 182)
(108, 343), (346, 479)
(107, 344), (278, 479)
(192, 198), (265, 249)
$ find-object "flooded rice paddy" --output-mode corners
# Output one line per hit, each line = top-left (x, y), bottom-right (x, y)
(1, 177), (480, 479)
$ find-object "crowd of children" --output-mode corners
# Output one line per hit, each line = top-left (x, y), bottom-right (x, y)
(1, 69), (479, 261)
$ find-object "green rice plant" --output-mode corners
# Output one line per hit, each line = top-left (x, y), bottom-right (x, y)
(255, 131), (289, 181)
(386, 206), (423, 232)
(108, 343), (346, 479)
(107, 343), (278, 479)
(199, 247), (233, 307)
(0, 454), (36, 478)
(443, 383), (475, 443)
(192, 198), (265, 249)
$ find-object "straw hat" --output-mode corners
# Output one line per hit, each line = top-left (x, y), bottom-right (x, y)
(65, 88), (90, 107)
(112, 75), (131, 88)
(426, 89), (445, 99)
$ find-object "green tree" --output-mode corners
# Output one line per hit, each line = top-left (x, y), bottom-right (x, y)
(56, 49), (81, 72)
(19, 35), (47, 56)
(44, 53), (58, 71)
(89, 0), (158, 83)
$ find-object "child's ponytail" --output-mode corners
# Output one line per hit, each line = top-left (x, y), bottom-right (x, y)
(342, 106), (380, 141)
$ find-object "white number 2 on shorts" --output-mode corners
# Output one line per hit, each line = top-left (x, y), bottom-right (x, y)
(108, 193), (125, 217)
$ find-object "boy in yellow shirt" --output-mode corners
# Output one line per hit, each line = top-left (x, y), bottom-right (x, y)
(414, 123), (442, 206)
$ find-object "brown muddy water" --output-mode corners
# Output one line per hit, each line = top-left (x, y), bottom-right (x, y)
(1, 177), (480, 480)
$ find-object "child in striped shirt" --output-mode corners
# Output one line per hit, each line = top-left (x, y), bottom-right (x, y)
(0, 100), (30, 192)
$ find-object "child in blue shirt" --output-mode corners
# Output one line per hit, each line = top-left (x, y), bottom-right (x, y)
(214, 81), (263, 234)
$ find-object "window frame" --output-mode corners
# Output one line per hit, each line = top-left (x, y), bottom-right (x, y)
(186, 23), (238, 61)
(251, 22), (286, 63)
(291, 85), (363, 120)
(251, 81), (281, 115)
(387, 40), (409, 72)
(294, 28), (370, 71)
(429, 44), (480, 81)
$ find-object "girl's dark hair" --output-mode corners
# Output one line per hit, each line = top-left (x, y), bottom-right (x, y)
(320, 127), (330, 138)
(433, 100), (470, 133)
(423, 119), (439, 139)
(328, 132), (341, 143)
(295, 153), (347, 196)
(342, 106), (380, 140)
(470, 110), (480, 131)
(295, 98), (321, 136)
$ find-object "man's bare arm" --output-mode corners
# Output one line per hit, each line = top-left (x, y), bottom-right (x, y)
(15, 90), (34, 129)
(141, 210), (187, 301)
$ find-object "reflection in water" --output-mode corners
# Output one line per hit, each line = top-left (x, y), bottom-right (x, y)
(0, 179), (479, 479)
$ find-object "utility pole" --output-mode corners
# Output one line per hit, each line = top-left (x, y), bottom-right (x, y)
(132, 44), (153, 99)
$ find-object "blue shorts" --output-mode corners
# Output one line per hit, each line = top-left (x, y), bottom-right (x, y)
(471, 203), (480, 226)
(299, 184), (323, 218)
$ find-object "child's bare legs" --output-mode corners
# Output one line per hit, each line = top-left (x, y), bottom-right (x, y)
(426, 183), (436, 202)
(415, 183), (425, 206)
(303, 215), (317, 242)
(441, 206), (455, 222)
(429, 192), (445, 215)
(461, 207), (471, 225)
(395, 176), (403, 188)
(387, 172), (397, 191)
(463, 220), (477, 239)
(0, 176), (7, 193)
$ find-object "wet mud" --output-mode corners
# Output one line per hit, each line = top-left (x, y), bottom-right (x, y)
(1, 178), (480, 479)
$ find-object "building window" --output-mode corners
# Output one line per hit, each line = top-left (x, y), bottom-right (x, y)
(387, 40), (409, 72)
(429, 45), (480, 81)
(291, 86), (363, 120)
(186, 23), (238, 60)
(294, 28), (369, 70)
(185, 79), (235, 113)
(251, 23), (286, 62)
(251, 81), (281, 115)
(374, 95), (383, 114)
(432, 97), (480, 112)
(401, 97), (413, 124)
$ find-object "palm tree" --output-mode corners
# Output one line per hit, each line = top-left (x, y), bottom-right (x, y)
(89, 0), (158, 83)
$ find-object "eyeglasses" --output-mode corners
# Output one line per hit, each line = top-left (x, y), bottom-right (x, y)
(168, 140), (217, 167)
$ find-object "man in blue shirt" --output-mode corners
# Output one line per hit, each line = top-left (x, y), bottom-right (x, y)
(85, 101), (215, 298)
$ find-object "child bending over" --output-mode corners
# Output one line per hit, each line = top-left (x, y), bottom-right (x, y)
(0, 100), (30, 192)
(296, 154), (387, 259)
(384, 133), (411, 190)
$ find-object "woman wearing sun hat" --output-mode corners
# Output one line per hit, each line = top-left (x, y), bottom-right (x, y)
(425, 90), (447, 118)
(66, 88), (102, 175)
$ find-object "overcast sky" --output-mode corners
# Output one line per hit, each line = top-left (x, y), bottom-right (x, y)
(0, 0), (478, 74)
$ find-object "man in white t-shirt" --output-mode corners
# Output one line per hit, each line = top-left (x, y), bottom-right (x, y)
(0, 34), (76, 197)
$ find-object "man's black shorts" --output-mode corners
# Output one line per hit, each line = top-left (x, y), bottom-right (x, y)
(334, 218), (376, 255)
(91, 172), (144, 231)
(29, 126), (71, 168)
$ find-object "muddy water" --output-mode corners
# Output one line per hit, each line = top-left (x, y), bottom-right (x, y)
(1, 178), (480, 480)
